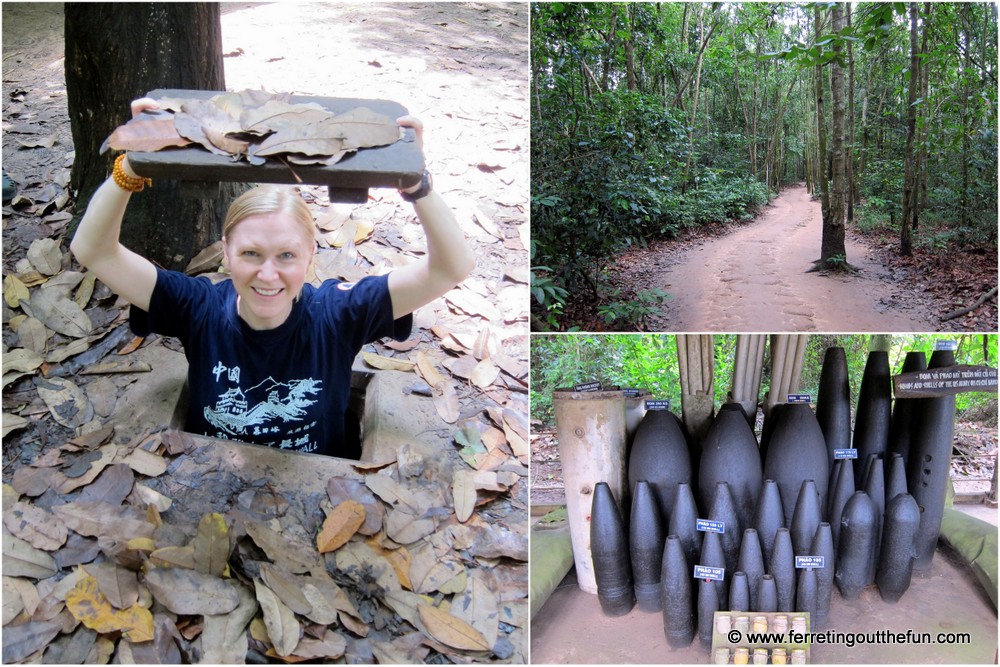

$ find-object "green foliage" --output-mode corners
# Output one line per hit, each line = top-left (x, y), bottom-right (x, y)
(596, 287), (670, 330)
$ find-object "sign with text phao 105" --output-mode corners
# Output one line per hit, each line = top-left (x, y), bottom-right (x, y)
(893, 365), (998, 398)
(795, 556), (825, 569)
(694, 565), (725, 581)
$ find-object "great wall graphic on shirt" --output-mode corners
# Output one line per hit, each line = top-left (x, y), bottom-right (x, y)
(204, 362), (322, 452)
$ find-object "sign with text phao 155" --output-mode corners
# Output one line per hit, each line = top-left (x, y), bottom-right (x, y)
(893, 365), (997, 398)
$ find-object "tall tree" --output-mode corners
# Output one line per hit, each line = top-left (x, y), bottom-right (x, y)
(821, 3), (848, 267)
(65, 3), (238, 269)
(813, 6), (830, 224)
(900, 2), (920, 256)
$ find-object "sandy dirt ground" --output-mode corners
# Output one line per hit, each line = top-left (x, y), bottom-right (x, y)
(617, 184), (940, 332)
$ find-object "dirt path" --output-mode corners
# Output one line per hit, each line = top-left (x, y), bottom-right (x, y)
(625, 184), (937, 332)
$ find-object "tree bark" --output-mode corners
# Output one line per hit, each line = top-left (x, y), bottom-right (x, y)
(813, 6), (830, 225)
(65, 3), (238, 270)
(822, 3), (848, 266)
(846, 4), (857, 222)
(900, 2), (919, 256)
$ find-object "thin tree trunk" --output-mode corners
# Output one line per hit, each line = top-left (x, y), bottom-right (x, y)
(846, 4), (857, 222)
(919, 3), (932, 215)
(814, 6), (830, 224)
(900, 2), (919, 256)
(822, 3), (848, 266)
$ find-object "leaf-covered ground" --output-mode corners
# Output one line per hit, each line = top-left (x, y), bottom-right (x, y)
(3, 3), (529, 663)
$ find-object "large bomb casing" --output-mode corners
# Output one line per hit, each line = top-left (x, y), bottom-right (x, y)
(629, 409), (692, 527)
(763, 403), (829, 526)
(876, 493), (921, 603)
(698, 404), (762, 530)
(661, 535), (695, 647)
(852, 351), (892, 482)
(629, 480), (665, 612)
(590, 482), (634, 616)
(835, 490), (878, 600)
(816, 347), (852, 467)
(906, 350), (957, 571)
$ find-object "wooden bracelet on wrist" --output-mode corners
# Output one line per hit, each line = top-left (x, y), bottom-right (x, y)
(112, 154), (152, 193)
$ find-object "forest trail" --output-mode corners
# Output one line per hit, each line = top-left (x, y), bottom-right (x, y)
(633, 184), (935, 332)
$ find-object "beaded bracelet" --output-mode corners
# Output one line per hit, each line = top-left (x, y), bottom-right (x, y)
(112, 154), (152, 193)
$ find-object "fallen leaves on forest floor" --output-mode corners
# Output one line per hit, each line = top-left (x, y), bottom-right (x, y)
(3, 423), (529, 663)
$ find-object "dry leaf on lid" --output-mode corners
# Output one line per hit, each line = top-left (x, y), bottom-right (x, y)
(254, 580), (301, 657)
(200, 575), (258, 664)
(259, 563), (313, 616)
(192, 512), (230, 577)
(362, 351), (415, 372)
(65, 576), (153, 642)
(102, 118), (192, 153)
(316, 500), (366, 553)
(26, 238), (63, 276)
(3, 274), (30, 308)
(452, 470), (477, 523)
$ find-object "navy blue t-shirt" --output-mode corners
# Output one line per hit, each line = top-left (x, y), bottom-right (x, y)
(130, 269), (411, 457)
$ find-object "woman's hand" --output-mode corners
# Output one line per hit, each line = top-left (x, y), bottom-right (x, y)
(130, 97), (161, 118)
(396, 116), (426, 194)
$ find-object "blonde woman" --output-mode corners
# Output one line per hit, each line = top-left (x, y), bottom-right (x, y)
(71, 98), (474, 457)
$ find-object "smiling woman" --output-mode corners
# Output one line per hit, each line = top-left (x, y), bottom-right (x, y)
(69, 99), (474, 458)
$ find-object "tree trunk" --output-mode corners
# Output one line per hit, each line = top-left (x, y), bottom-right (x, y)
(900, 2), (919, 257)
(846, 4), (857, 221)
(822, 3), (848, 266)
(918, 3), (931, 216)
(814, 6), (830, 225)
(66, 3), (238, 271)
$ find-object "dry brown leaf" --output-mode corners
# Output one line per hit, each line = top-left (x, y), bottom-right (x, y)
(104, 117), (193, 153)
(316, 499), (366, 553)
(201, 582), (258, 664)
(28, 288), (92, 338)
(469, 357), (500, 389)
(184, 241), (224, 276)
(133, 482), (173, 512)
(3, 273), (30, 308)
(254, 579), (300, 657)
(451, 571), (499, 650)
(55, 445), (118, 495)
(471, 207), (503, 240)
(3, 501), (67, 551)
(1, 618), (64, 663)
(36, 376), (93, 429)
(2, 413), (30, 438)
(418, 604), (491, 652)
(86, 561), (139, 610)
(75, 271), (96, 309)
(445, 288), (501, 321)
(409, 542), (465, 595)
(299, 582), (338, 625)
(2, 527), (58, 579)
(293, 629), (347, 660)
(192, 513), (230, 577)
(385, 507), (436, 545)
(52, 498), (154, 541)
(117, 335), (145, 356)
(86, 377), (118, 418)
(2, 577), (24, 625)
(336, 541), (401, 593)
(245, 521), (324, 574)
(65, 576), (153, 642)
(259, 563), (313, 616)
(366, 539), (413, 590)
(149, 545), (195, 570)
(452, 470), (476, 523)
(121, 448), (167, 477)
(3, 348), (43, 375)
(361, 351), (415, 372)
(26, 238), (63, 276)
(17, 317), (50, 353)
(326, 477), (384, 536)
(364, 474), (418, 513)
(145, 567), (241, 615)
